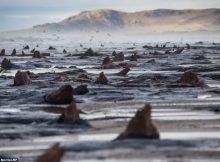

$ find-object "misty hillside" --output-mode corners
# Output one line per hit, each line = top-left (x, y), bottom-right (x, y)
(33, 8), (220, 32)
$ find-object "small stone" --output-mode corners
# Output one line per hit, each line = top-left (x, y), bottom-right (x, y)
(34, 143), (64, 162)
(11, 49), (16, 56)
(77, 73), (91, 81)
(58, 102), (80, 124)
(33, 51), (42, 58)
(177, 71), (204, 86)
(22, 51), (25, 55)
(112, 50), (117, 56)
(48, 46), (56, 50)
(130, 54), (138, 61)
(0, 49), (5, 56)
(63, 49), (67, 53)
(95, 72), (108, 84)
(14, 71), (32, 86)
(173, 47), (184, 54)
(117, 67), (130, 76)
(30, 48), (35, 53)
(23, 45), (29, 50)
(1, 58), (12, 70)
(113, 52), (124, 62)
(73, 85), (89, 95)
(44, 84), (74, 104)
(102, 56), (112, 65)
(116, 104), (159, 140)
(84, 48), (95, 56)
(186, 43), (190, 49)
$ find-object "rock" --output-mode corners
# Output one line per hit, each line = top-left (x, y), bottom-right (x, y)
(0, 49), (5, 56)
(22, 51), (25, 55)
(57, 102), (80, 123)
(63, 49), (67, 53)
(77, 73), (92, 81)
(102, 56), (112, 65)
(73, 85), (89, 95)
(14, 71), (32, 86)
(165, 50), (171, 54)
(102, 63), (118, 69)
(95, 72), (108, 84)
(116, 104), (159, 140)
(1, 58), (12, 70)
(162, 44), (166, 48)
(176, 71), (204, 86)
(57, 102), (91, 127)
(112, 50), (117, 56)
(48, 46), (56, 50)
(80, 48), (100, 58)
(11, 49), (16, 56)
(186, 43), (190, 49)
(30, 48), (35, 53)
(173, 47), (184, 54)
(130, 54), (138, 61)
(147, 59), (156, 63)
(44, 84), (74, 104)
(117, 67), (130, 76)
(34, 143), (64, 162)
(113, 52), (124, 62)
(33, 51), (42, 58)
(23, 45), (29, 50)
(84, 48), (98, 56)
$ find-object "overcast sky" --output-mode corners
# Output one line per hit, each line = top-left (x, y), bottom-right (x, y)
(0, 0), (219, 31)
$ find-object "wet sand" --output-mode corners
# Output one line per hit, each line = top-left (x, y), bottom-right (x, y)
(0, 34), (220, 161)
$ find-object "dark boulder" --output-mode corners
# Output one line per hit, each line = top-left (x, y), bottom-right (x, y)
(1, 58), (12, 70)
(44, 85), (74, 104)
(33, 51), (42, 58)
(14, 71), (32, 86)
(73, 85), (89, 95)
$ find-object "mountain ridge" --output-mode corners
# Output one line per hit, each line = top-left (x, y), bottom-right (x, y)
(33, 8), (220, 33)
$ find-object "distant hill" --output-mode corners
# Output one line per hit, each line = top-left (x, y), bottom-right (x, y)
(33, 8), (220, 33)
